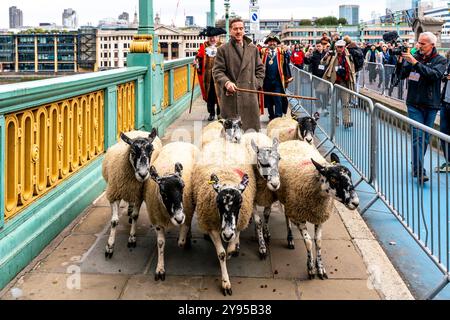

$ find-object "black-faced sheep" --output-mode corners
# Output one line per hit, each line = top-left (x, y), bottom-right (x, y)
(192, 139), (256, 295)
(102, 129), (161, 258)
(201, 117), (243, 147)
(143, 141), (199, 281)
(276, 140), (359, 279)
(267, 114), (319, 144)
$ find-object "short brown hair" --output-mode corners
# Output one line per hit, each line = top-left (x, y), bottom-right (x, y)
(229, 18), (244, 29)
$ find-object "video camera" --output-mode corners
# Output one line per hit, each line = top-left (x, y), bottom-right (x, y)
(382, 31), (408, 55)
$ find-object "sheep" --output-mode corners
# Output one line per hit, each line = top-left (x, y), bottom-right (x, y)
(143, 141), (200, 281)
(266, 113), (320, 145)
(275, 140), (359, 279)
(241, 132), (281, 259)
(201, 117), (243, 147)
(102, 128), (161, 258)
(192, 139), (256, 295)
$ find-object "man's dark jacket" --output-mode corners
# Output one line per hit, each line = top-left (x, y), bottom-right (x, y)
(304, 50), (326, 78)
(400, 47), (447, 109)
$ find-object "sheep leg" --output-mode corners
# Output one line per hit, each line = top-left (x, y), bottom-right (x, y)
(227, 231), (241, 258)
(127, 200), (142, 248)
(127, 202), (134, 223)
(286, 215), (295, 250)
(253, 210), (267, 260)
(154, 226), (166, 281)
(105, 200), (120, 259)
(262, 206), (271, 243)
(210, 230), (232, 296)
(178, 215), (192, 249)
(295, 221), (315, 279)
(315, 224), (328, 280)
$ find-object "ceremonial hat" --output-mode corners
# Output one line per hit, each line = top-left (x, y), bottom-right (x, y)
(264, 34), (281, 44)
(199, 26), (227, 37)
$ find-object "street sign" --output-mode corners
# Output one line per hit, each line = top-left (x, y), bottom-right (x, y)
(249, 6), (260, 33)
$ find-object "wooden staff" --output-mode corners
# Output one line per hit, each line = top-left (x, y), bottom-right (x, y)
(189, 67), (197, 114)
(235, 87), (318, 100)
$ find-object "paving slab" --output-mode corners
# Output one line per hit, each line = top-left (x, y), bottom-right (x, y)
(33, 234), (97, 273)
(297, 279), (381, 300)
(2, 273), (128, 300)
(199, 277), (299, 300)
(72, 206), (111, 235)
(148, 237), (273, 278)
(121, 275), (203, 300)
(80, 234), (155, 275)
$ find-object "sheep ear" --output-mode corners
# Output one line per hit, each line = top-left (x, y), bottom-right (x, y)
(330, 153), (340, 164)
(272, 137), (279, 150)
(313, 111), (320, 122)
(238, 173), (249, 193)
(174, 162), (183, 177)
(150, 166), (160, 182)
(311, 158), (326, 174)
(120, 132), (133, 146)
(218, 118), (225, 125)
(210, 173), (221, 193)
(251, 139), (259, 153)
(148, 128), (157, 143)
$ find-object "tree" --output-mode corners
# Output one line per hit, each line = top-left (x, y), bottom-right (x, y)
(338, 18), (347, 25)
(299, 19), (312, 26)
(315, 16), (339, 26)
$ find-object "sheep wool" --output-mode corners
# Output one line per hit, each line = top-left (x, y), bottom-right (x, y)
(193, 140), (256, 233)
(144, 142), (199, 228)
(266, 117), (298, 143)
(201, 121), (225, 147)
(102, 130), (162, 204)
(276, 140), (334, 225)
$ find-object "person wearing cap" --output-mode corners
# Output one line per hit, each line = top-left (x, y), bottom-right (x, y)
(213, 18), (265, 131)
(321, 39), (356, 128)
(195, 26), (226, 121)
(259, 35), (293, 120)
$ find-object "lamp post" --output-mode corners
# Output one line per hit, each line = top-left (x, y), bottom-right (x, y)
(210, 0), (215, 27)
(224, 0), (230, 41)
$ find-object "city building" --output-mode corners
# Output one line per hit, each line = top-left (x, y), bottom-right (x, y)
(96, 28), (135, 69)
(119, 12), (130, 22)
(423, 3), (450, 47)
(339, 5), (360, 25)
(185, 16), (195, 27)
(9, 6), (23, 29)
(386, 0), (416, 12)
(155, 25), (206, 59)
(62, 8), (78, 29)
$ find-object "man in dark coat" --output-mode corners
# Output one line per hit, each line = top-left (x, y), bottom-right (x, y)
(213, 18), (265, 131)
(259, 35), (293, 120)
(195, 26), (227, 121)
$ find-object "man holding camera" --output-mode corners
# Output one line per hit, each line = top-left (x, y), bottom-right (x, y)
(398, 32), (447, 182)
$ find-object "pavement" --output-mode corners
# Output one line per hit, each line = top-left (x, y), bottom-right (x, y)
(0, 97), (413, 300)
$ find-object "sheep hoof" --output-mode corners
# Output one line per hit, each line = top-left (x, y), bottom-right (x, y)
(259, 251), (267, 260)
(155, 271), (166, 281)
(127, 240), (137, 248)
(128, 218), (132, 224)
(308, 273), (315, 280)
(105, 251), (114, 259)
(287, 242), (295, 250)
(222, 287), (233, 296)
(318, 272), (328, 280)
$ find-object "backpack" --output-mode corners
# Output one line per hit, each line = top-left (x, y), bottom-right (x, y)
(350, 47), (364, 72)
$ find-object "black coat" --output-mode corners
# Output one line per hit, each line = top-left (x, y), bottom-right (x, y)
(440, 61), (450, 102)
(304, 50), (326, 78)
(400, 48), (447, 109)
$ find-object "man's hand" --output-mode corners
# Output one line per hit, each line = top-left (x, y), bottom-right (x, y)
(225, 81), (237, 94)
(401, 52), (417, 65)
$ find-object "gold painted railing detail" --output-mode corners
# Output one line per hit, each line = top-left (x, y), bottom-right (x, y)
(117, 81), (135, 138)
(4, 91), (105, 221)
(174, 66), (188, 102)
(162, 71), (169, 109)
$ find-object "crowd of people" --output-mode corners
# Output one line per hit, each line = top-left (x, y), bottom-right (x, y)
(194, 20), (449, 181)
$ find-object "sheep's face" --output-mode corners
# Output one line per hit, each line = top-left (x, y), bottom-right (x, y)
(311, 153), (360, 210)
(220, 118), (243, 143)
(297, 114), (319, 145)
(150, 163), (186, 226)
(251, 138), (281, 191)
(121, 128), (157, 182)
(210, 173), (249, 242)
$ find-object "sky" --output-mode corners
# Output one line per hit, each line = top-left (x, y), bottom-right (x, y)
(0, 0), (424, 29)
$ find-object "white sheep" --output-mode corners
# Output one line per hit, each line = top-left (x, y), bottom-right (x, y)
(201, 118), (243, 147)
(241, 132), (281, 259)
(143, 141), (200, 281)
(192, 139), (256, 295)
(267, 114), (319, 144)
(102, 129), (161, 258)
(276, 140), (360, 279)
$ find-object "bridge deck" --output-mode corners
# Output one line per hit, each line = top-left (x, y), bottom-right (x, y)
(0, 97), (410, 300)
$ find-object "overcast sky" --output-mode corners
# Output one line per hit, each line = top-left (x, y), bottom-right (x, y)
(0, 0), (406, 29)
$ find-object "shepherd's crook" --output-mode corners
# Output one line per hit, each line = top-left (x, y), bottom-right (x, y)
(235, 87), (318, 100)
(189, 67), (197, 114)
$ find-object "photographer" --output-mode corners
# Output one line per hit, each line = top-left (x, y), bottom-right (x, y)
(436, 51), (450, 173)
(398, 32), (447, 182)
(321, 39), (356, 128)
